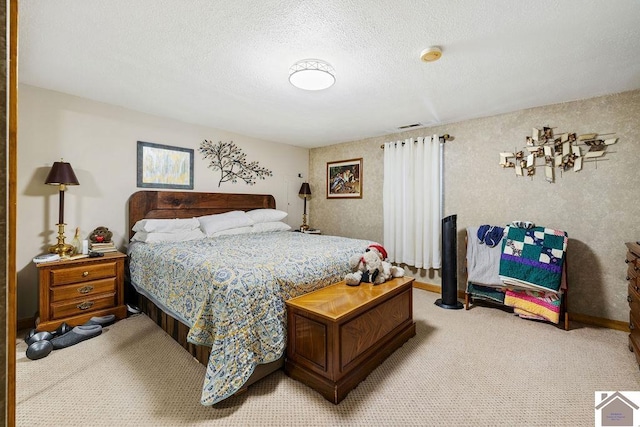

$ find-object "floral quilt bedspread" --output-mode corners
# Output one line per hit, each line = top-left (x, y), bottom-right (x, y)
(128, 231), (372, 405)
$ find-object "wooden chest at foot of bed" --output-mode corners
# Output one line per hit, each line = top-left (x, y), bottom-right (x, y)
(285, 276), (415, 404)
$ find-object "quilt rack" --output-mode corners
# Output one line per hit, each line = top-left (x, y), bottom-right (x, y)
(464, 226), (569, 330)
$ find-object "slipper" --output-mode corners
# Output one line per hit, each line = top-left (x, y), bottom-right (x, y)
(26, 340), (53, 360)
(83, 314), (116, 327)
(50, 325), (102, 350)
(25, 331), (53, 346)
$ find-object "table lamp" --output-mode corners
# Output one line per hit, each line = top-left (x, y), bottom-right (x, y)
(45, 160), (80, 256)
(298, 182), (311, 231)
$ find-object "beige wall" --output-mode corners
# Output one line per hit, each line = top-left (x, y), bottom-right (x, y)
(17, 84), (309, 320)
(310, 90), (640, 321)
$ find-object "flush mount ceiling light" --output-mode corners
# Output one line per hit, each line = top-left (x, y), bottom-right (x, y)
(289, 59), (335, 91)
(420, 46), (442, 62)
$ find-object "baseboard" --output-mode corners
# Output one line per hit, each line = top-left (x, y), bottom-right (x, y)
(412, 280), (629, 332)
(412, 281), (466, 299)
(569, 312), (629, 332)
(412, 281), (440, 294)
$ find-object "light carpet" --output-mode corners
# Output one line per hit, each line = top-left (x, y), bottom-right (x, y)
(16, 289), (640, 426)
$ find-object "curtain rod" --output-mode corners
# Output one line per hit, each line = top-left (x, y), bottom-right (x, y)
(380, 134), (454, 149)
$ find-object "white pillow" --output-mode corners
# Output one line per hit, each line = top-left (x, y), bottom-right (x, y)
(246, 208), (288, 224)
(131, 229), (205, 243)
(210, 226), (254, 237)
(252, 221), (291, 233)
(132, 217), (200, 233)
(198, 211), (255, 236)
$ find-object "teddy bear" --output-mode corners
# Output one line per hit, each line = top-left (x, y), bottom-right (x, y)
(345, 243), (405, 286)
(89, 226), (113, 243)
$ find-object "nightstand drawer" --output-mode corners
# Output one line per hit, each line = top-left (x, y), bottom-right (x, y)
(49, 261), (118, 286)
(50, 278), (117, 303)
(50, 292), (116, 319)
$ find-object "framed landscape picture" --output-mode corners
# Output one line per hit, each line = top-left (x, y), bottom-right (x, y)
(326, 158), (362, 199)
(137, 141), (194, 189)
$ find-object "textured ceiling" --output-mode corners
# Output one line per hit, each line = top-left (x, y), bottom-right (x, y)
(18, 1), (640, 148)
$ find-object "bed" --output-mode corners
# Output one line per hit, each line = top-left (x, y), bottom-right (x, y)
(127, 190), (374, 405)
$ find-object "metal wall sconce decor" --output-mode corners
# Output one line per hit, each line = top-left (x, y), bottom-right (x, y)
(199, 140), (273, 187)
(499, 127), (617, 183)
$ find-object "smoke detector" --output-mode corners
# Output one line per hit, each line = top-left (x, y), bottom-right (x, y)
(420, 46), (442, 62)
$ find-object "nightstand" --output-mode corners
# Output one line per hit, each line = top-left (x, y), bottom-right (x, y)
(36, 251), (128, 331)
(302, 229), (321, 235)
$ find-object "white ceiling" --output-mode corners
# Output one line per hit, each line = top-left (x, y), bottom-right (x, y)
(18, 1), (640, 148)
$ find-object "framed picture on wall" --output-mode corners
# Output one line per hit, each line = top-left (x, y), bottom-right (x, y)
(326, 158), (362, 199)
(137, 141), (194, 189)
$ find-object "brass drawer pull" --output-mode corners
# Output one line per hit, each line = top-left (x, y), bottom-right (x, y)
(635, 285), (639, 292)
(82, 271), (89, 277)
(78, 285), (94, 294)
(627, 276), (631, 281)
(626, 259), (630, 264)
(631, 322), (635, 330)
(77, 301), (94, 310)
(628, 295), (633, 303)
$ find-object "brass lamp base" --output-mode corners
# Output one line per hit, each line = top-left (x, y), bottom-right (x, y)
(300, 213), (309, 232)
(49, 223), (75, 257)
(49, 242), (75, 257)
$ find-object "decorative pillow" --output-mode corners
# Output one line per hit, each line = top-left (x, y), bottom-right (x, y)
(198, 211), (255, 236)
(131, 229), (205, 243)
(246, 208), (288, 224)
(252, 221), (292, 233)
(132, 217), (200, 233)
(209, 226), (254, 237)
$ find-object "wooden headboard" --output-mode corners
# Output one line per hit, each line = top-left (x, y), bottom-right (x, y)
(128, 191), (276, 239)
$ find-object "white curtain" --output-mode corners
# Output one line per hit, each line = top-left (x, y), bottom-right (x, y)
(383, 135), (441, 269)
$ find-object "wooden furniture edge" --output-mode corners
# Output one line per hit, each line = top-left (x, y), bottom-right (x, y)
(626, 241), (640, 258)
(6, 2), (18, 425)
(285, 322), (416, 404)
(286, 277), (415, 322)
(285, 276), (415, 403)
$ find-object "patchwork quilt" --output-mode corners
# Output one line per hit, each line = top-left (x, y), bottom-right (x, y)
(504, 289), (562, 324)
(498, 225), (568, 293)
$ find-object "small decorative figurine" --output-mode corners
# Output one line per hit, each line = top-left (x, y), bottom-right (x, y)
(89, 226), (113, 243)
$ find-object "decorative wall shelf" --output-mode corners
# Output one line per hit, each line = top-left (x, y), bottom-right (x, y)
(499, 127), (617, 183)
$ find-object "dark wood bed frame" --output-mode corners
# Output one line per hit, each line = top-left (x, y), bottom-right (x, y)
(127, 190), (284, 393)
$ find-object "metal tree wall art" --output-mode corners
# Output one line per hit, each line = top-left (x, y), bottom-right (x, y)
(199, 140), (273, 187)
(499, 127), (617, 183)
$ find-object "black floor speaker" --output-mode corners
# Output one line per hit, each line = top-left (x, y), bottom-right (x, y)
(435, 214), (463, 309)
